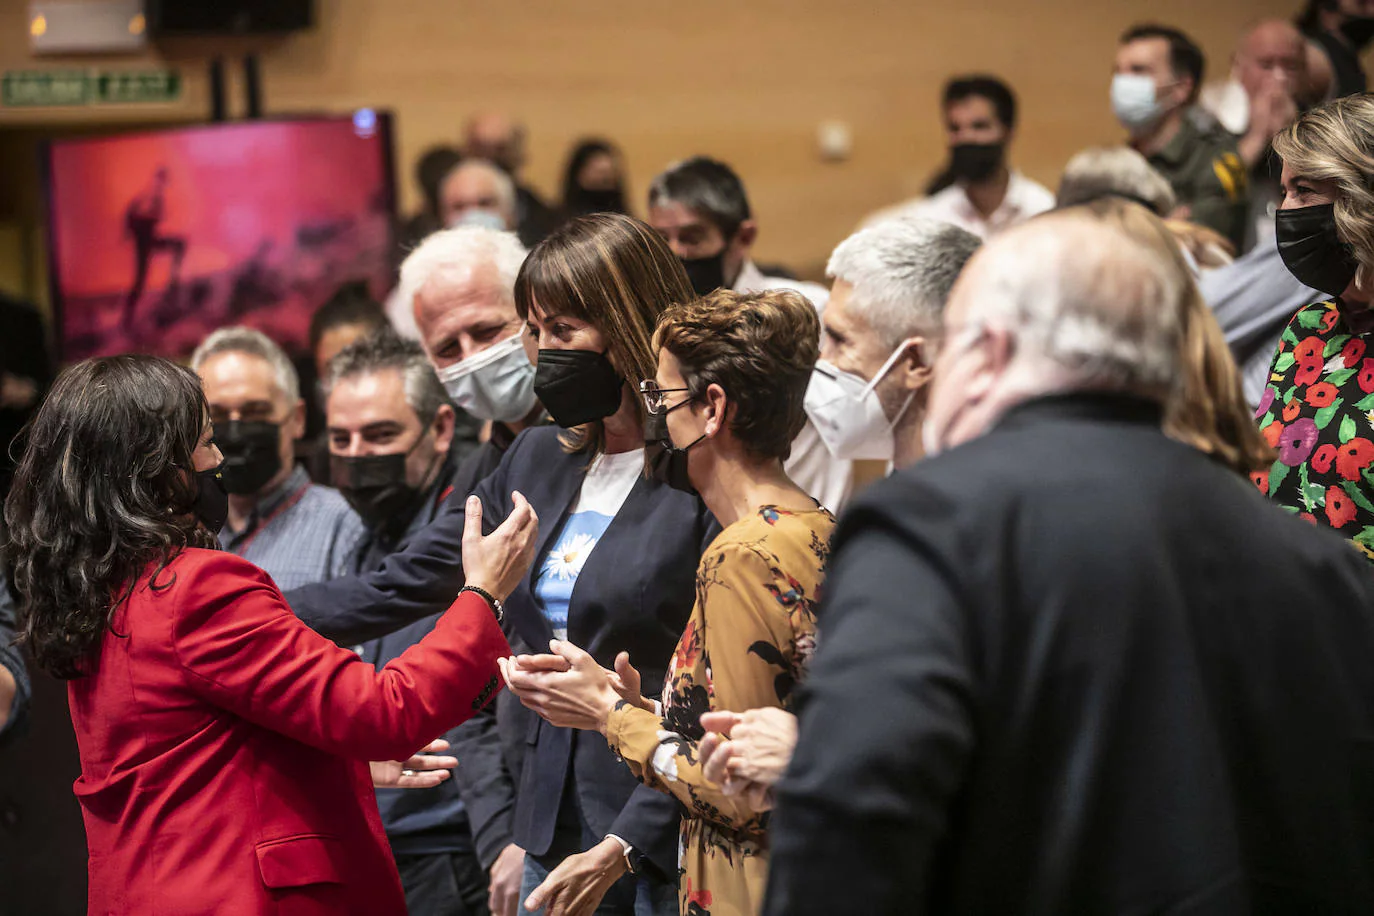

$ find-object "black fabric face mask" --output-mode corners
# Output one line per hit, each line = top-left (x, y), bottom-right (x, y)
(217, 420), (283, 496)
(644, 407), (704, 494)
(680, 251), (727, 297)
(948, 142), (1006, 183)
(194, 464), (229, 535)
(331, 452), (420, 531)
(1341, 15), (1374, 49)
(568, 187), (626, 216)
(1276, 203), (1360, 298)
(534, 349), (625, 428)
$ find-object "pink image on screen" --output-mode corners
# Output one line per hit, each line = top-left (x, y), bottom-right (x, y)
(47, 115), (395, 362)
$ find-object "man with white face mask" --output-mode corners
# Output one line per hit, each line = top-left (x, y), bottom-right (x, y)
(803, 216), (982, 473)
(397, 224), (542, 916)
(1113, 23), (1250, 252)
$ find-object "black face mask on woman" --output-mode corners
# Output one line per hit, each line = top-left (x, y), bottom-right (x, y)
(1276, 203), (1361, 298)
(534, 349), (625, 428)
(194, 464), (229, 535)
(644, 407), (705, 494)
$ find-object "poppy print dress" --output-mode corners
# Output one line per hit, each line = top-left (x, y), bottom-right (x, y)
(603, 505), (834, 916)
(1255, 299), (1374, 560)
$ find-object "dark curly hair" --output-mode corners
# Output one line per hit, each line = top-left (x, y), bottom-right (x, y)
(653, 288), (820, 462)
(4, 355), (219, 679)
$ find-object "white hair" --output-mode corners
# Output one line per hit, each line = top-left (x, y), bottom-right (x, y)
(826, 216), (982, 349)
(396, 226), (528, 346)
(1055, 147), (1177, 216)
(190, 326), (300, 403)
(964, 215), (1184, 395)
(441, 159), (517, 223)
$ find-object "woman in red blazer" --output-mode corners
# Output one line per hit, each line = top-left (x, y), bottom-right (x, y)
(3, 354), (537, 916)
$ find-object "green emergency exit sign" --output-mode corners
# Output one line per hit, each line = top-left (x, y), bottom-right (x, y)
(2, 69), (180, 108)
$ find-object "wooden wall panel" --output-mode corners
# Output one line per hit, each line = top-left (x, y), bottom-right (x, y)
(0, 0), (1310, 274)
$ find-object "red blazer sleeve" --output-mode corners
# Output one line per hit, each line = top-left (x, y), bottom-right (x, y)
(171, 551), (509, 762)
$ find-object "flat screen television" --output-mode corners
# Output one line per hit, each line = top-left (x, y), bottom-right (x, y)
(44, 112), (395, 362)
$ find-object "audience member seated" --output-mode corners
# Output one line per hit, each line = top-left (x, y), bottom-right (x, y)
(440, 160), (519, 234)
(1297, 0), (1374, 101)
(397, 144), (465, 256)
(1114, 24), (1251, 251)
(0, 292), (52, 507)
(324, 331), (492, 916)
(463, 113), (560, 249)
(647, 156), (851, 509)
(1256, 93), (1374, 559)
(562, 138), (630, 219)
(763, 205), (1374, 916)
(501, 288), (833, 916)
(808, 216), (981, 471)
(190, 327), (365, 590)
(0, 569), (28, 748)
(863, 76), (1054, 239)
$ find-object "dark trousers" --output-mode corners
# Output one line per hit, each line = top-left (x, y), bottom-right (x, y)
(393, 849), (491, 916)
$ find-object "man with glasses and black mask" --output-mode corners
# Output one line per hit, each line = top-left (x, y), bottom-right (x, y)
(324, 330), (492, 916)
(864, 76), (1054, 240)
(190, 327), (364, 591)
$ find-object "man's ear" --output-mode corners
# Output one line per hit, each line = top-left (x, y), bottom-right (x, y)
(900, 337), (935, 392)
(733, 220), (759, 253)
(288, 399), (307, 440)
(432, 404), (456, 455)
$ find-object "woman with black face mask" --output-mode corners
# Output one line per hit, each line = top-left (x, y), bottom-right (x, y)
(439, 213), (717, 916)
(2, 354), (537, 916)
(561, 139), (630, 220)
(1258, 93), (1374, 559)
(501, 287), (832, 916)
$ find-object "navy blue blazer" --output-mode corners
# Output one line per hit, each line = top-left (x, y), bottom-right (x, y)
(0, 568), (29, 749)
(287, 426), (719, 879)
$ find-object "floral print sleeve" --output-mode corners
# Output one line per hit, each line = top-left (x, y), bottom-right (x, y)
(603, 506), (832, 916)
(1255, 301), (1374, 561)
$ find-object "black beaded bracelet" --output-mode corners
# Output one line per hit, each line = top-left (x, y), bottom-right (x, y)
(460, 585), (504, 624)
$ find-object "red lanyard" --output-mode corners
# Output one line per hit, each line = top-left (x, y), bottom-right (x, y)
(233, 481), (312, 554)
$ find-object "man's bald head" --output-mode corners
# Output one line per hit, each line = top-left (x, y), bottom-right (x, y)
(1236, 19), (1306, 99)
(923, 211), (1186, 453)
(463, 113), (525, 173)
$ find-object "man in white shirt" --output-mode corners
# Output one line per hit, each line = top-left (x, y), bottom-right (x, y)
(863, 75), (1054, 239)
(646, 156), (848, 509)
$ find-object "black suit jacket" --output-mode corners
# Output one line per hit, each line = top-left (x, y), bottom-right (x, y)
(0, 568), (29, 749)
(288, 426), (718, 878)
(765, 393), (1374, 916)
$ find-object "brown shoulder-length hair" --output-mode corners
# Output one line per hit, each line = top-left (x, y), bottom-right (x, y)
(1082, 198), (1274, 476)
(513, 213), (694, 457)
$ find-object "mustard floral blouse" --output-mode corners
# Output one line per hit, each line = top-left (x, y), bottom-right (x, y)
(604, 505), (834, 916)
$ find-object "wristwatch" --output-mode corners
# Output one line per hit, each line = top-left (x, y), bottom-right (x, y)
(606, 834), (641, 875)
(459, 585), (504, 623)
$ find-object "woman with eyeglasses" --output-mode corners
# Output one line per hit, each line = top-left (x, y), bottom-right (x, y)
(503, 287), (834, 916)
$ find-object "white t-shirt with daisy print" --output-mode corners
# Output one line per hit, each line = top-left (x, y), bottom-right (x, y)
(532, 448), (644, 640)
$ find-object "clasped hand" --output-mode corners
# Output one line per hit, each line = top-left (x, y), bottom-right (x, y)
(500, 641), (654, 734)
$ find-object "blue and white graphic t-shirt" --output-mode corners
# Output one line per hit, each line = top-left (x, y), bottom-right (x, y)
(533, 448), (644, 640)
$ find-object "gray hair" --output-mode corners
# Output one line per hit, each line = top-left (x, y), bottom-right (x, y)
(324, 330), (450, 426)
(647, 156), (752, 238)
(190, 326), (300, 403)
(1055, 147), (1178, 216)
(397, 225), (528, 346)
(964, 214), (1184, 396)
(442, 159), (517, 223)
(826, 217), (982, 350)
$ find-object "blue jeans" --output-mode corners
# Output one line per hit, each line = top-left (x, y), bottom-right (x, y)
(520, 854), (676, 916)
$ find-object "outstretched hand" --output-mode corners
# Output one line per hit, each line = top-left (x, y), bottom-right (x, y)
(369, 738), (458, 789)
(462, 492), (539, 601)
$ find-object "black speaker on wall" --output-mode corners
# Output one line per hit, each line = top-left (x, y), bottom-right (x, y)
(146, 0), (314, 35)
